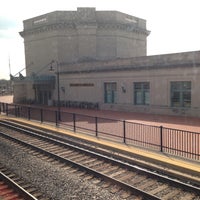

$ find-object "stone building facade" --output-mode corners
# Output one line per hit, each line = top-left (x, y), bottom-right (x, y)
(20, 7), (149, 76)
(13, 8), (200, 117)
(58, 51), (200, 117)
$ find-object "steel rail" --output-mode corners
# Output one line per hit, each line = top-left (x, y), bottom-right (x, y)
(0, 171), (38, 200)
(0, 121), (200, 198)
(0, 130), (161, 200)
(1, 121), (200, 192)
(1, 120), (199, 178)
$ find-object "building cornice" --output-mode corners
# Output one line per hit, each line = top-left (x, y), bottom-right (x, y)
(20, 21), (149, 37)
(61, 62), (200, 75)
(19, 22), (76, 37)
(98, 23), (150, 36)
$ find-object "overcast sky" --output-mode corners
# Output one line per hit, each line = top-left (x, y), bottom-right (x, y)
(0, 0), (200, 79)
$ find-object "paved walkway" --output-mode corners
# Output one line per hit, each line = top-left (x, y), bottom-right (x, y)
(0, 95), (200, 132)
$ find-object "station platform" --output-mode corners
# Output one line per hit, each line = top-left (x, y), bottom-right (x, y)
(0, 114), (199, 185)
(0, 96), (199, 183)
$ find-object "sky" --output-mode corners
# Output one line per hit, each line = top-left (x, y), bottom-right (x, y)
(0, 0), (200, 80)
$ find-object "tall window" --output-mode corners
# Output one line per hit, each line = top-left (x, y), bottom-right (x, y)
(171, 81), (191, 107)
(134, 82), (150, 105)
(104, 82), (117, 103)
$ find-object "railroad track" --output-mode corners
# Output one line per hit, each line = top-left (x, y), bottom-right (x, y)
(0, 164), (45, 200)
(2, 119), (200, 185)
(0, 120), (199, 200)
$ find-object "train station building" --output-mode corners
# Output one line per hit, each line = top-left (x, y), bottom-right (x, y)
(13, 7), (200, 117)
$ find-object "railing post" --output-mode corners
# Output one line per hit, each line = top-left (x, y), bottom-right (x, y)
(28, 107), (31, 120)
(95, 117), (98, 137)
(160, 126), (163, 152)
(73, 113), (76, 132)
(18, 106), (20, 117)
(40, 109), (43, 123)
(6, 103), (8, 116)
(15, 105), (17, 117)
(55, 111), (58, 126)
(123, 120), (126, 143)
(2, 103), (5, 113)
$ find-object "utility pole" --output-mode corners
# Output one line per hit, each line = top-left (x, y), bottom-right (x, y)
(8, 55), (12, 94)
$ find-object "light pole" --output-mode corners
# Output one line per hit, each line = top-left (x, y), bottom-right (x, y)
(49, 60), (61, 121)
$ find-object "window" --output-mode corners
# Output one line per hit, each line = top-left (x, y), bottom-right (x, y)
(171, 81), (191, 107)
(134, 82), (150, 105)
(104, 82), (117, 103)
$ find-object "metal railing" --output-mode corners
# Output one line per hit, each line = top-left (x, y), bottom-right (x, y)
(0, 102), (199, 161)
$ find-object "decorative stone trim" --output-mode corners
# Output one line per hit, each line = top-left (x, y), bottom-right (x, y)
(20, 23), (76, 37)
(98, 23), (149, 35)
(61, 62), (200, 75)
(20, 21), (149, 37)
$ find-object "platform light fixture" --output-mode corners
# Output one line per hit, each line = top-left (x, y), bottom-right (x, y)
(49, 60), (61, 121)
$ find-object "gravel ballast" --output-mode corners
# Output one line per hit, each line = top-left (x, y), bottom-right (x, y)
(0, 139), (125, 200)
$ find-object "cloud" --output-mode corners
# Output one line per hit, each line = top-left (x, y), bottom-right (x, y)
(0, 17), (20, 39)
(0, 30), (16, 39)
(0, 17), (18, 30)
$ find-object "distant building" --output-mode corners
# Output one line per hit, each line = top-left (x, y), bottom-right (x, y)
(13, 7), (200, 117)
(0, 79), (12, 95)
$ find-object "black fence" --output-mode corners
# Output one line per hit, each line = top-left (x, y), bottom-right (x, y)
(0, 102), (199, 161)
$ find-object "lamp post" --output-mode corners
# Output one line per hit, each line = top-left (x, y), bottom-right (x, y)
(49, 60), (61, 121)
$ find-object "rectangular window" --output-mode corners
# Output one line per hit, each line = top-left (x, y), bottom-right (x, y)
(171, 81), (191, 107)
(104, 82), (117, 103)
(134, 82), (150, 105)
